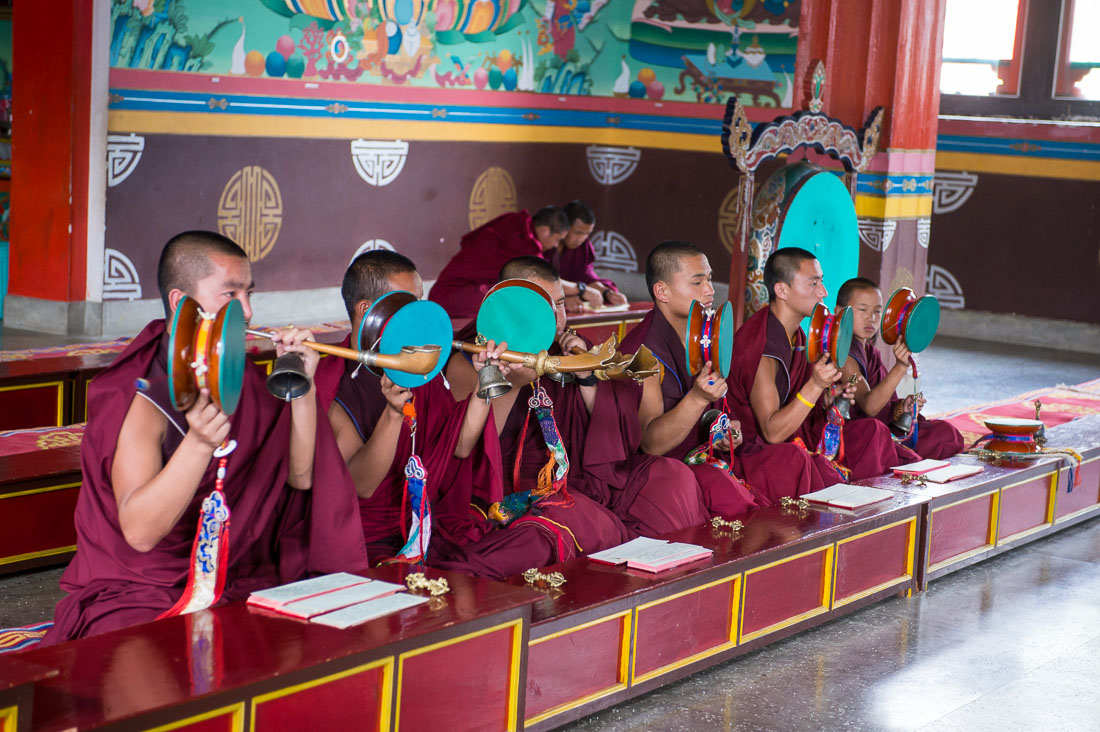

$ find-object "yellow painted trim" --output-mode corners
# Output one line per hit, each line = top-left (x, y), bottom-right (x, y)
(1053, 455), (1100, 524)
(0, 705), (16, 732)
(739, 545), (834, 644)
(995, 471), (1058, 546)
(524, 612), (632, 727)
(146, 702), (244, 732)
(250, 658), (393, 732)
(1053, 502), (1100, 525)
(109, 110), (720, 153)
(935, 151), (1100, 182)
(0, 545), (77, 566)
(832, 517), (918, 609)
(396, 618), (523, 732)
(854, 194), (934, 219)
(629, 575), (740, 685)
(0, 481), (81, 501)
(0, 380), (66, 426)
(927, 489), (1000, 573)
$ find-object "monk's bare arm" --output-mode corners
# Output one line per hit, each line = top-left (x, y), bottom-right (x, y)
(113, 391), (224, 553)
(455, 395), (490, 459)
(328, 392), (403, 500)
(445, 352), (478, 401)
(638, 371), (704, 455)
(750, 358), (825, 444)
(285, 385), (316, 490)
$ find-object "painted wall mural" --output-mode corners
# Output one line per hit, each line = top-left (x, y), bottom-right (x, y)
(109, 0), (798, 106)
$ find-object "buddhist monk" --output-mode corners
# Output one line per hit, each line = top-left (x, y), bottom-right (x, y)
(835, 278), (963, 459)
(428, 206), (570, 320)
(434, 258), (652, 579)
(727, 248), (918, 484)
(543, 200), (628, 312)
(44, 231), (367, 644)
(324, 250), (507, 562)
(622, 241), (824, 509)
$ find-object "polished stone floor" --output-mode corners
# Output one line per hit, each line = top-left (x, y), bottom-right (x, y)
(559, 517), (1100, 732)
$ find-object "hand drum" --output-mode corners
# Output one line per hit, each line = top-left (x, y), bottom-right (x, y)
(476, 279), (558, 355)
(881, 287), (941, 353)
(807, 302), (854, 369)
(358, 290), (453, 388)
(167, 296), (247, 415)
(685, 300), (735, 378)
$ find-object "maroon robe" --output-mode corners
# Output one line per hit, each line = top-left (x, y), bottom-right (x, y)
(428, 210), (543, 319)
(849, 339), (963, 460)
(44, 321), (367, 645)
(331, 353), (498, 562)
(728, 306), (917, 483)
(620, 309), (763, 515)
(547, 238), (618, 292)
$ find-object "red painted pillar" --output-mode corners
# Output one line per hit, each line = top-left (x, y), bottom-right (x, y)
(797, 0), (947, 299)
(7, 1), (99, 334)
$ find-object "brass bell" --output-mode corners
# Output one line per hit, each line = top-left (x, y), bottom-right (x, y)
(834, 396), (853, 420)
(892, 409), (914, 434)
(476, 363), (511, 401)
(267, 352), (312, 402)
(547, 371), (575, 385)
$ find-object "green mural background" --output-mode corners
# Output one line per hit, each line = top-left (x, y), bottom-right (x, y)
(111, 0), (799, 107)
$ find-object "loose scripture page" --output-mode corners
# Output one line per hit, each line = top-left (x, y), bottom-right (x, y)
(624, 542), (712, 572)
(923, 464), (985, 483)
(311, 593), (430, 630)
(588, 537), (671, 565)
(247, 573), (370, 610)
(278, 580), (407, 619)
(802, 484), (861, 505)
(892, 459), (951, 475)
(824, 486), (894, 510)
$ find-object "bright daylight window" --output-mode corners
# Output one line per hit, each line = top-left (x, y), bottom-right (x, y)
(1055, 0), (1100, 100)
(940, 0), (1026, 96)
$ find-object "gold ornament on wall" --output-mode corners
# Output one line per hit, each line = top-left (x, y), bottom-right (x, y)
(468, 166), (517, 230)
(217, 165), (283, 262)
(717, 187), (741, 253)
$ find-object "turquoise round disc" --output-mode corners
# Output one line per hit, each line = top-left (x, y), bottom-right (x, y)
(358, 290), (412, 351)
(776, 166), (859, 322)
(903, 296), (940, 353)
(832, 306), (854, 369)
(477, 286), (557, 354)
(379, 299), (454, 388)
(216, 299), (246, 415)
(715, 302), (735, 378)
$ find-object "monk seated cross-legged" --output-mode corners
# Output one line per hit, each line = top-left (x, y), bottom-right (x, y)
(622, 241), (825, 510)
(438, 258), (679, 579)
(727, 247), (919, 485)
(428, 205), (570, 320)
(322, 250), (506, 564)
(835, 278), (963, 460)
(44, 231), (367, 645)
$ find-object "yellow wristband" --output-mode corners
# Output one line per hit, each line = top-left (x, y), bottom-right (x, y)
(795, 391), (815, 409)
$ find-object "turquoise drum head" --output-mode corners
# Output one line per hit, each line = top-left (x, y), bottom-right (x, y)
(902, 296), (940, 353)
(214, 299), (246, 415)
(715, 302), (735, 378)
(477, 285), (557, 354)
(832, 306), (854, 369)
(776, 167), (859, 320)
(379, 299), (454, 388)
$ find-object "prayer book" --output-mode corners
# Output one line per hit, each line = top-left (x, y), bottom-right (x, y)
(891, 458), (951, 476)
(311, 593), (430, 630)
(922, 463), (985, 483)
(802, 484), (895, 510)
(588, 537), (713, 573)
(247, 572), (370, 611)
(581, 302), (631, 313)
(273, 580), (407, 620)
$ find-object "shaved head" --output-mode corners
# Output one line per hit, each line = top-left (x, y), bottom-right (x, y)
(763, 247), (817, 302)
(836, 277), (879, 308)
(645, 240), (705, 299)
(157, 230), (248, 313)
(342, 249), (419, 319)
(499, 256), (560, 283)
(531, 206), (570, 234)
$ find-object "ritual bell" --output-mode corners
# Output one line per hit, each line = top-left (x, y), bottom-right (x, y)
(476, 363), (512, 401)
(834, 375), (858, 420)
(267, 352), (312, 402)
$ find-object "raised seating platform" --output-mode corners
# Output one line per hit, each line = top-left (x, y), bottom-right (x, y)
(4, 415), (1097, 731)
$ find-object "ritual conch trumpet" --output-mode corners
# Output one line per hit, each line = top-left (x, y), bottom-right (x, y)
(247, 329), (441, 401)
